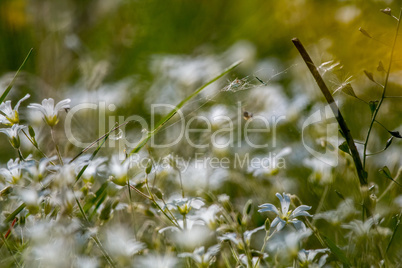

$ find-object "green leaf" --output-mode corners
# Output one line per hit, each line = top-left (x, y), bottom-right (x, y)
(89, 191), (108, 221)
(243, 199), (253, 216)
(255, 76), (267, 86)
(341, 83), (357, 98)
(384, 137), (393, 150)
(379, 166), (392, 179)
(380, 8), (392, 16)
(388, 130), (402, 139)
(339, 141), (350, 155)
(369, 100), (379, 115)
(0, 186), (13, 197)
(363, 70), (375, 82)
(264, 218), (271, 232)
(359, 27), (372, 39)
(0, 48), (33, 104)
(28, 126), (36, 138)
(335, 190), (345, 200)
(377, 61), (386, 72)
(4, 203), (26, 224)
(83, 182), (109, 213)
(379, 166), (402, 187)
(150, 187), (163, 199)
(145, 160), (153, 174)
(387, 213), (401, 253)
(322, 235), (351, 267)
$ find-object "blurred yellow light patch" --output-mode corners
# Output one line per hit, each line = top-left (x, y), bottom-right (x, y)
(1, 0), (28, 30)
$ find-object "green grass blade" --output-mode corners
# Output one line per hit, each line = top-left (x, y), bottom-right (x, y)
(4, 203), (26, 224)
(386, 211), (402, 253)
(0, 48), (33, 104)
(70, 121), (130, 164)
(126, 60), (242, 157)
(83, 182), (109, 213)
(74, 123), (122, 184)
(88, 190), (108, 221)
(322, 235), (351, 267)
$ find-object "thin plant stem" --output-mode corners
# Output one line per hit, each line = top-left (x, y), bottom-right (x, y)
(228, 243), (240, 264)
(254, 229), (277, 268)
(69, 121), (130, 164)
(183, 214), (187, 230)
(21, 129), (56, 166)
(124, 60), (242, 160)
(4, 218), (17, 240)
(74, 194), (116, 268)
(292, 37), (372, 219)
(50, 127), (63, 166)
(160, 197), (179, 226)
(311, 185), (329, 225)
(176, 168), (185, 199)
(75, 194), (90, 224)
(223, 252), (233, 268)
(386, 210), (402, 253)
(378, 167), (402, 201)
(17, 149), (25, 161)
(141, 179), (181, 229)
(0, 234), (21, 268)
(153, 199), (181, 229)
(0, 48), (33, 104)
(305, 218), (325, 247)
(374, 120), (390, 132)
(366, 149), (387, 156)
(238, 224), (253, 268)
(129, 183), (152, 200)
(292, 38), (367, 187)
(91, 235), (117, 268)
(362, 9), (402, 168)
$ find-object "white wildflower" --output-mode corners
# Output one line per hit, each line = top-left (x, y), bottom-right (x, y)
(28, 98), (70, 127)
(0, 124), (25, 148)
(178, 244), (220, 267)
(258, 192), (312, 231)
(0, 94), (30, 125)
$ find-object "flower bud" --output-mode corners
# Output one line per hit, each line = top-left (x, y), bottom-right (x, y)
(264, 218), (271, 232)
(146, 160), (152, 174)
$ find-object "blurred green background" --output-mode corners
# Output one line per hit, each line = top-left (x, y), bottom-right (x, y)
(1, 1), (402, 264)
(1, 0), (400, 86)
(1, 0), (401, 173)
(0, 0), (401, 166)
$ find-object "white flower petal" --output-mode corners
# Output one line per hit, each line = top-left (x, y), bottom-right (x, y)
(258, 203), (279, 215)
(292, 205), (312, 217)
(14, 94), (30, 110)
(291, 220), (306, 231)
(276, 220), (286, 231)
(54, 99), (71, 112)
(270, 216), (281, 228)
(282, 192), (291, 215)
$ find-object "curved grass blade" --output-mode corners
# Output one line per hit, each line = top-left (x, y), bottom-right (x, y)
(4, 203), (26, 224)
(83, 182), (109, 213)
(126, 60), (242, 158)
(0, 48), (33, 104)
(88, 189), (108, 221)
(75, 123), (123, 184)
(322, 235), (351, 267)
(387, 211), (402, 253)
(70, 121), (130, 164)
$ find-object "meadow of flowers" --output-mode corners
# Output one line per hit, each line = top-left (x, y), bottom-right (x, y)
(1, 1), (402, 267)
